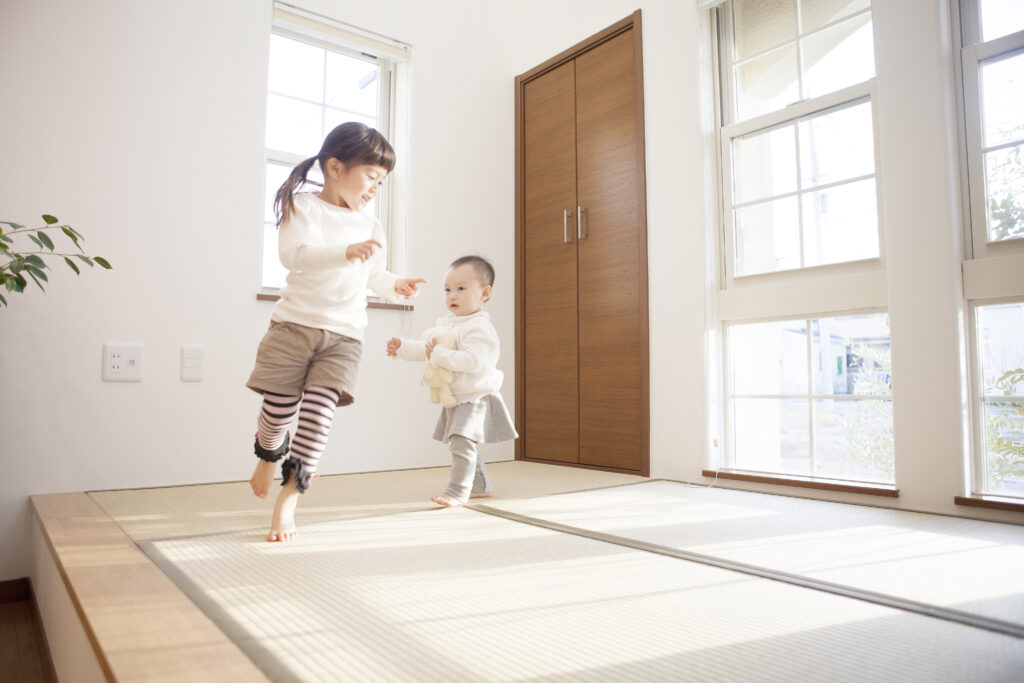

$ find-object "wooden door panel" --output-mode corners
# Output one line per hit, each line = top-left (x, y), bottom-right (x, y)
(574, 29), (645, 471)
(522, 61), (579, 464)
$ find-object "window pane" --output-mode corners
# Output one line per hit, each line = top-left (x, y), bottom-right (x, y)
(734, 125), (797, 203)
(261, 224), (288, 289)
(266, 94), (323, 156)
(980, 52), (1024, 149)
(814, 398), (894, 482)
(978, 302), (1024, 397)
(983, 144), (1024, 242)
(983, 400), (1024, 496)
(323, 108), (378, 139)
(736, 45), (799, 121)
(733, 398), (810, 475)
(730, 320), (809, 395)
(734, 0), (797, 60)
(802, 178), (879, 266)
(981, 0), (1024, 42)
(268, 34), (324, 102)
(326, 52), (379, 117)
(734, 196), (801, 275)
(801, 13), (875, 99)
(810, 314), (891, 395)
(800, 0), (870, 33)
(799, 101), (874, 189)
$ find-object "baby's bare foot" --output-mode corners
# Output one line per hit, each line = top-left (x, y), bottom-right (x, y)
(268, 481), (300, 542)
(250, 459), (276, 498)
(431, 493), (465, 507)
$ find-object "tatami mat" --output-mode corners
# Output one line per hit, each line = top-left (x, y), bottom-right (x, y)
(483, 480), (1024, 631)
(86, 465), (1024, 681)
(89, 461), (646, 541)
(142, 504), (1024, 682)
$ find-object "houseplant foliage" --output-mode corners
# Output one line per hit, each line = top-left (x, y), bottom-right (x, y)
(0, 214), (111, 307)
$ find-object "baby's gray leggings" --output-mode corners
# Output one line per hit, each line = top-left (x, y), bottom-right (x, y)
(446, 434), (492, 502)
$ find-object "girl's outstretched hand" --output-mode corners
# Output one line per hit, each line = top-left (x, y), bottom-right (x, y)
(346, 239), (382, 263)
(394, 277), (427, 299)
(386, 336), (401, 357)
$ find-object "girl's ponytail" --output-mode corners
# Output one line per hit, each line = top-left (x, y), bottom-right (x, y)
(273, 156), (319, 226)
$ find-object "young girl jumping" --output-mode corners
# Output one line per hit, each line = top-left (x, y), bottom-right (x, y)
(386, 255), (517, 506)
(247, 121), (425, 542)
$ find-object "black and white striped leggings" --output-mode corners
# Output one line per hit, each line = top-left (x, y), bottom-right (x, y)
(255, 386), (339, 492)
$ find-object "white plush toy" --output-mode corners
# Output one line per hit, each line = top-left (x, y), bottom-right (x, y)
(422, 327), (457, 408)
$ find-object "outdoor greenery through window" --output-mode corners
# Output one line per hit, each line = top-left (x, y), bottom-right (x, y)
(726, 313), (894, 484)
(720, 0), (877, 281)
(975, 301), (1024, 497)
(261, 18), (398, 293)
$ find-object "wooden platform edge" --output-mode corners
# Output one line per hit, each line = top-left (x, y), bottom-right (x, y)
(30, 492), (268, 682)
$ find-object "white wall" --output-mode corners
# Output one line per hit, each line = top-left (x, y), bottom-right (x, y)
(1, 0), (1018, 582)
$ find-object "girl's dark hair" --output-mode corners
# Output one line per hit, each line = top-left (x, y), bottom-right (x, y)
(273, 121), (396, 225)
(449, 255), (495, 287)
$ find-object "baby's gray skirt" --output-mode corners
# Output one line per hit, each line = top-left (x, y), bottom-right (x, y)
(433, 393), (518, 444)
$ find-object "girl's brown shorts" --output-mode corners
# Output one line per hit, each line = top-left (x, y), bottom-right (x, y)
(246, 320), (362, 406)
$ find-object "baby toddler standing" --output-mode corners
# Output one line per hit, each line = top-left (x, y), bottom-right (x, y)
(247, 121), (425, 541)
(386, 256), (517, 506)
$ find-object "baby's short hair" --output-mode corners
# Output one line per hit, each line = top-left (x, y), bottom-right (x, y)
(449, 255), (495, 287)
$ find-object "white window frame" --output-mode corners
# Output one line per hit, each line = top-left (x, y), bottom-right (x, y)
(956, 2), (1024, 261)
(722, 308), (894, 485)
(955, 0), (1024, 498)
(712, 0), (893, 484)
(718, 2), (884, 290)
(260, 4), (411, 300)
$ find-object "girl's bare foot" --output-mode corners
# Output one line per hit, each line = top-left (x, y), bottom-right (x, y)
(469, 491), (492, 499)
(431, 493), (466, 507)
(250, 459), (276, 498)
(268, 479), (300, 542)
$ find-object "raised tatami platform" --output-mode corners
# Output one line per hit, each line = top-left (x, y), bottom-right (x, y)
(31, 462), (1024, 681)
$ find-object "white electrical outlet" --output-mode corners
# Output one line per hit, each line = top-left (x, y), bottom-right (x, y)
(103, 343), (143, 382)
(181, 344), (204, 382)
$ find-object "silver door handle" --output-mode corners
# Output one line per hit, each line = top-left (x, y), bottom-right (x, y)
(563, 209), (573, 243)
(577, 206), (587, 240)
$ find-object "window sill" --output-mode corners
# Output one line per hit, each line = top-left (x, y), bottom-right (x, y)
(954, 495), (1024, 513)
(255, 293), (413, 311)
(702, 469), (899, 497)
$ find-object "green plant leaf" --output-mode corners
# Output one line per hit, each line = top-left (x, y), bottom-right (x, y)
(75, 255), (94, 267)
(0, 292), (6, 306)
(42, 214), (59, 225)
(27, 269), (45, 291)
(64, 257), (80, 275)
(94, 256), (112, 269)
(28, 234), (43, 249)
(61, 226), (83, 252)
(23, 254), (46, 269)
(0, 221), (25, 229)
(37, 232), (55, 251)
(28, 265), (48, 282)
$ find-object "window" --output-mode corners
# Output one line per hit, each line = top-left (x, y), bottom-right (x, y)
(726, 313), (894, 484)
(260, 5), (410, 295)
(970, 301), (1024, 498)
(958, 1), (1024, 499)
(712, 0), (890, 486)
(720, 0), (878, 283)
(959, 0), (1024, 257)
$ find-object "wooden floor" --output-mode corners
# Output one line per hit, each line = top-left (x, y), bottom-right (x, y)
(0, 582), (55, 682)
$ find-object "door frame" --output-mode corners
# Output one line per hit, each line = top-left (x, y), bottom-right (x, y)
(514, 10), (650, 476)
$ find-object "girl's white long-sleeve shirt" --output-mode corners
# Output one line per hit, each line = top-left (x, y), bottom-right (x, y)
(271, 192), (397, 341)
(396, 311), (504, 404)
